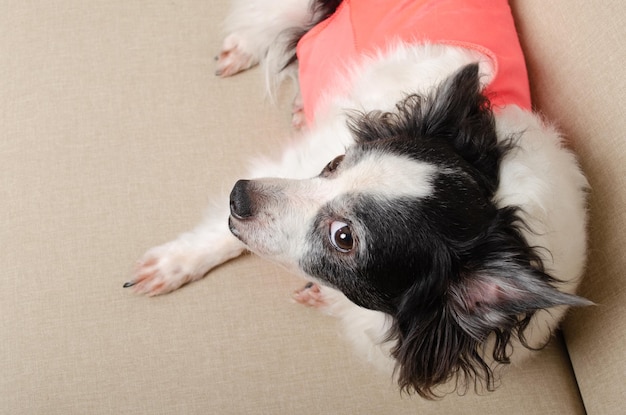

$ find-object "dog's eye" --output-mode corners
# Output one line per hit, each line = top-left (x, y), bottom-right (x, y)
(321, 155), (345, 176)
(329, 220), (354, 252)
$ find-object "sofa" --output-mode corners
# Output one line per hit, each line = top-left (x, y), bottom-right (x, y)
(2, 1), (624, 413)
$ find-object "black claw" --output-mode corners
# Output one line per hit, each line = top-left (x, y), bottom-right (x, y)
(123, 281), (136, 288)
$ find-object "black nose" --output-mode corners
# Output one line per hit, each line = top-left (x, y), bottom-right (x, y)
(230, 179), (254, 219)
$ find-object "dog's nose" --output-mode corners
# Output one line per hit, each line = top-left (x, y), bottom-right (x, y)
(230, 179), (255, 219)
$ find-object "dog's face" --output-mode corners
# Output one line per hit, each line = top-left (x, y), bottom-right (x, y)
(229, 142), (446, 312)
(229, 65), (588, 396)
(228, 64), (512, 314)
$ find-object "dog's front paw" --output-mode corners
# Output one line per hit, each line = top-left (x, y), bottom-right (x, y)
(293, 282), (327, 308)
(215, 34), (258, 77)
(125, 241), (203, 296)
(291, 94), (307, 131)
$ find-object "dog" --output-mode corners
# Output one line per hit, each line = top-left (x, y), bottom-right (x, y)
(125, 0), (591, 397)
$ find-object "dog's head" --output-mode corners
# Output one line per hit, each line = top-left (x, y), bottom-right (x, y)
(228, 64), (589, 396)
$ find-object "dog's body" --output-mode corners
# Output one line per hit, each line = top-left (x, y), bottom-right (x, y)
(127, 0), (590, 396)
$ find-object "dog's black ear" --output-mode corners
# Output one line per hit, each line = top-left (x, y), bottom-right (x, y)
(424, 63), (489, 134)
(421, 63), (505, 193)
(389, 206), (591, 397)
(349, 64), (505, 194)
(446, 207), (592, 353)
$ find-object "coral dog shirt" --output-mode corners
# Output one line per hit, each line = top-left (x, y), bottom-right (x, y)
(296, 0), (531, 125)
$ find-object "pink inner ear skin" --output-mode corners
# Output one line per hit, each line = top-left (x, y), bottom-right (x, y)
(454, 276), (525, 314)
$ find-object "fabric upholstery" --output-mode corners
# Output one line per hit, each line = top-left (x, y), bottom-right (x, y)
(1, 1), (621, 413)
(510, 1), (626, 414)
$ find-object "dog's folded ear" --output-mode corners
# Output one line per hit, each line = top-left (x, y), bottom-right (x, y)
(448, 205), (593, 338)
(388, 206), (592, 398)
(390, 263), (591, 398)
(447, 262), (592, 345)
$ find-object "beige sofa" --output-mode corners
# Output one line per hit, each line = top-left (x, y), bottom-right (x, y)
(2, 1), (624, 413)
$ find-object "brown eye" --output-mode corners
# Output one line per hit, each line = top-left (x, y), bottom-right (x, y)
(321, 155), (345, 176)
(329, 220), (354, 252)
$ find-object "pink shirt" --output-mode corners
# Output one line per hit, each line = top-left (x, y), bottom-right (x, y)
(297, 0), (531, 125)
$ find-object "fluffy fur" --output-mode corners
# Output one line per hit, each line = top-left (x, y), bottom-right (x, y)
(127, 0), (590, 398)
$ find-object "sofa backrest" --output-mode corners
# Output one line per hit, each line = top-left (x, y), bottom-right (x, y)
(510, 1), (626, 414)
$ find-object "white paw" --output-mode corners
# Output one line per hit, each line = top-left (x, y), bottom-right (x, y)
(215, 33), (258, 77)
(125, 240), (205, 296)
(291, 111), (307, 131)
(292, 282), (327, 308)
(291, 97), (307, 131)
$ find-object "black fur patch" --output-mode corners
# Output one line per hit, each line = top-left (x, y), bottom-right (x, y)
(348, 64), (512, 198)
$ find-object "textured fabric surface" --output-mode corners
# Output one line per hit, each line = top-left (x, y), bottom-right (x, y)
(511, 1), (626, 414)
(0, 0), (613, 413)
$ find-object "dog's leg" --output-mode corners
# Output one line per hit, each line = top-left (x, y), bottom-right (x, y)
(217, 0), (313, 77)
(127, 124), (345, 297)
(126, 206), (245, 296)
(291, 90), (307, 131)
(293, 282), (327, 308)
(127, 120), (349, 296)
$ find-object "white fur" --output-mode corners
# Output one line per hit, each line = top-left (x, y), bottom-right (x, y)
(131, 0), (588, 385)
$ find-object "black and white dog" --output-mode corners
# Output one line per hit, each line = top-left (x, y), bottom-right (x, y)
(126, 0), (590, 397)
